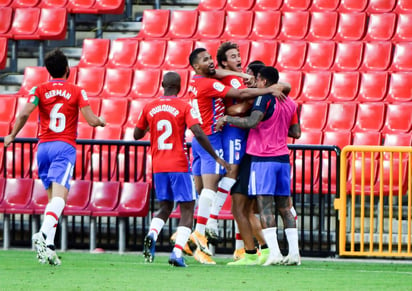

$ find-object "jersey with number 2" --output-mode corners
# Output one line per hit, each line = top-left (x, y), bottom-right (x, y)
(28, 79), (90, 148)
(135, 96), (201, 173)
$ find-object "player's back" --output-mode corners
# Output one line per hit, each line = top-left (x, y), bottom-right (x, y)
(143, 97), (198, 173)
(33, 79), (87, 147)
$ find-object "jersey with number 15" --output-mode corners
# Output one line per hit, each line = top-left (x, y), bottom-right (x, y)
(28, 79), (90, 148)
(136, 96), (201, 173)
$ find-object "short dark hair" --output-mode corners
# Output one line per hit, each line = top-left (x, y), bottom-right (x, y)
(216, 42), (239, 68)
(248, 60), (265, 67)
(44, 48), (68, 78)
(189, 48), (207, 67)
(258, 66), (279, 86)
(247, 64), (265, 78)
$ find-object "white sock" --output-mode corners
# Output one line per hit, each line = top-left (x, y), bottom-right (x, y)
(173, 226), (191, 258)
(234, 221), (244, 249)
(291, 206), (298, 226)
(148, 217), (165, 241)
(46, 226), (57, 246)
(195, 188), (215, 235)
(40, 197), (65, 240)
(285, 228), (299, 256)
(262, 227), (281, 256)
(208, 177), (236, 229)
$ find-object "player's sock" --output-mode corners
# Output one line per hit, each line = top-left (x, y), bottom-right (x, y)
(291, 206), (298, 226)
(195, 188), (215, 235)
(173, 226), (191, 258)
(207, 177), (236, 229)
(285, 228), (299, 256)
(45, 224), (57, 246)
(148, 217), (165, 241)
(40, 197), (65, 237)
(234, 221), (244, 249)
(262, 227), (282, 256)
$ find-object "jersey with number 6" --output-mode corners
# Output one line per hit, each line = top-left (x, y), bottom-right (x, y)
(135, 96), (201, 173)
(28, 79), (90, 148)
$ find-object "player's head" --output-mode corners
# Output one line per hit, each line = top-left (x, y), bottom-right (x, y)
(245, 61), (265, 88)
(256, 66), (279, 88)
(189, 48), (215, 76)
(44, 48), (69, 79)
(162, 71), (181, 96)
(248, 60), (265, 67)
(216, 42), (242, 72)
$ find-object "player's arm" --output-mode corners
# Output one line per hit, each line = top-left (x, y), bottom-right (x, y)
(190, 124), (231, 172)
(133, 127), (147, 140)
(4, 102), (37, 147)
(225, 83), (285, 101)
(214, 68), (254, 85)
(288, 110), (301, 139)
(216, 110), (264, 131)
(80, 106), (106, 127)
(278, 81), (291, 96)
(225, 99), (253, 116)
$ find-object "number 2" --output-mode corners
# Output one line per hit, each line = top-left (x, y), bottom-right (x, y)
(157, 119), (173, 150)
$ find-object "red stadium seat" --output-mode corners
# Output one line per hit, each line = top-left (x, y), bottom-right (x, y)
(323, 102), (357, 132)
(10, 8), (41, 39)
(328, 72), (360, 102)
(0, 96), (16, 122)
(391, 43), (412, 72)
(129, 69), (162, 99)
(276, 41), (306, 70)
(248, 40), (277, 67)
(113, 182), (150, 217)
(278, 11), (309, 40)
(106, 38), (139, 68)
(278, 70), (302, 101)
(0, 0), (12, 6)
(101, 68), (133, 98)
(352, 102), (385, 133)
(299, 102), (328, 131)
(225, 0), (254, 10)
(0, 177), (5, 202)
(27, 179), (48, 214)
(306, 11), (338, 41)
(0, 178), (33, 214)
(310, 0), (340, 11)
(87, 181), (121, 215)
(222, 10), (253, 40)
(337, 0), (368, 12)
(11, 0), (40, 8)
(393, 13), (412, 42)
(334, 12), (366, 41)
(357, 71), (388, 102)
(78, 38), (110, 67)
(194, 39), (222, 64)
(94, 0), (125, 14)
(63, 180), (92, 216)
(125, 99), (152, 127)
(157, 69), (189, 98)
(79, 97), (101, 124)
(363, 13), (396, 42)
(352, 131), (382, 147)
(67, 66), (78, 84)
(250, 11), (281, 40)
(165, 10), (198, 39)
(67, 0), (96, 13)
(14, 97), (39, 124)
(197, 0), (226, 10)
(99, 98), (128, 126)
(302, 41), (335, 71)
(38, 0), (68, 8)
(282, 0), (311, 11)
(135, 39), (166, 69)
(136, 9), (170, 39)
(386, 72), (412, 103)
(0, 7), (12, 37)
(253, 0), (282, 11)
(366, 0), (396, 13)
(162, 39), (194, 70)
(381, 103), (412, 134)
(17, 66), (50, 96)
(37, 7), (67, 40)
(360, 41), (392, 71)
(76, 66), (105, 97)
(235, 40), (251, 68)
(331, 41), (363, 71)
(194, 10), (225, 39)
(300, 71), (332, 102)
(394, 0), (412, 13)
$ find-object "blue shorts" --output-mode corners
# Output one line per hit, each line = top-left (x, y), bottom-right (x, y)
(37, 141), (76, 190)
(222, 125), (247, 165)
(153, 172), (197, 203)
(191, 132), (225, 176)
(248, 159), (291, 197)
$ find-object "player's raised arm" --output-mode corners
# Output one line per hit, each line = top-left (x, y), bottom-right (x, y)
(4, 102), (37, 147)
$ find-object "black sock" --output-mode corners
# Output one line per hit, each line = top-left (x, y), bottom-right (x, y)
(245, 249), (257, 255)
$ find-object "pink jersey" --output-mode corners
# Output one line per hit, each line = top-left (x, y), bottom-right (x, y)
(220, 75), (247, 108)
(136, 96), (201, 173)
(188, 75), (231, 135)
(28, 79), (90, 147)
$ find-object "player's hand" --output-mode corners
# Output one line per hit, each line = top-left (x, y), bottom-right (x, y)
(269, 84), (286, 102)
(215, 116), (226, 132)
(217, 158), (231, 173)
(243, 75), (255, 87)
(99, 116), (107, 127)
(4, 135), (14, 148)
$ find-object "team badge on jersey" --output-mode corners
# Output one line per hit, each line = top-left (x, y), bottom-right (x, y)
(212, 82), (225, 92)
(230, 78), (242, 89)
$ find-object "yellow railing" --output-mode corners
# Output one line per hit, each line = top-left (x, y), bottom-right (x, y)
(334, 145), (412, 257)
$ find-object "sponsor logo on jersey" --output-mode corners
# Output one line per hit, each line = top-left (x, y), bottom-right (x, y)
(213, 82), (225, 92)
(230, 78), (241, 89)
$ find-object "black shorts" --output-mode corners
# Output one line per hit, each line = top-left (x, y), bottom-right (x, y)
(231, 153), (251, 196)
